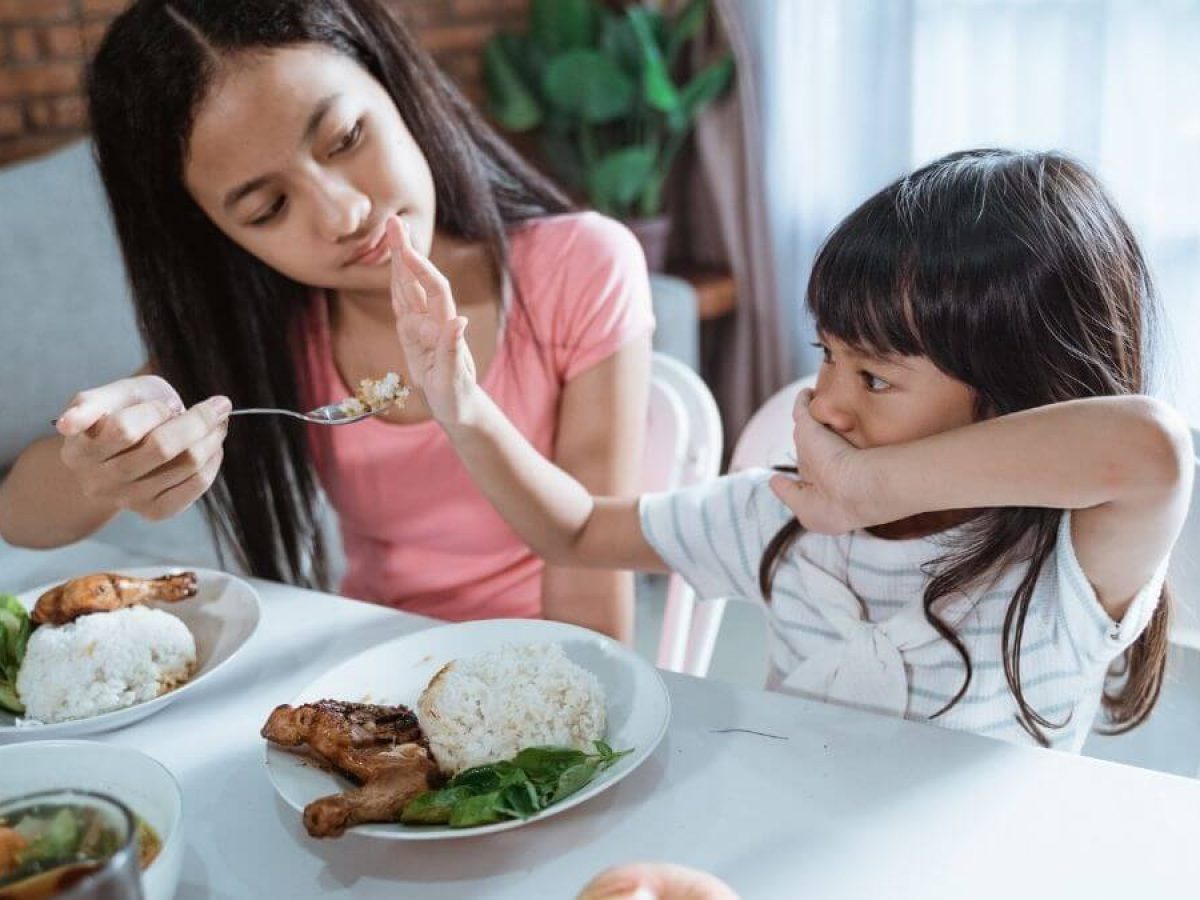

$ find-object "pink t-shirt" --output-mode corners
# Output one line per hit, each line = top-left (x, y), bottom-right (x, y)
(295, 212), (654, 621)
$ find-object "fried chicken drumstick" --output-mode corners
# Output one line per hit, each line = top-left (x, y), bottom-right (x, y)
(32, 571), (198, 626)
(262, 700), (441, 838)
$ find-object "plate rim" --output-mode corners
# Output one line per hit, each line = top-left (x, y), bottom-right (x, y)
(264, 617), (671, 840)
(2, 566), (262, 736)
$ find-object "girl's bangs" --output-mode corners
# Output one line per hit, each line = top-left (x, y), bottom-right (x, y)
(806, 216), (928, 359)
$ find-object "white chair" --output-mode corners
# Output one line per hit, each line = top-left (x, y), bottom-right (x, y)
(641, 353), (724, 675)
(643, 363), (689, 496)
(641, 372), (811, 680)
(645, 365), (811, 677)
(664, 373), (820, 679)
(728, 375), (816, 473)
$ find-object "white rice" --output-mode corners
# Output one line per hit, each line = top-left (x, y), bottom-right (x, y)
(417, 642), (606, 775)
(16, 606), (196, 724)
(339, 372), (409, 416)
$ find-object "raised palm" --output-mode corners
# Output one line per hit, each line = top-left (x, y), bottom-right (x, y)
(387, 218), (478, 426)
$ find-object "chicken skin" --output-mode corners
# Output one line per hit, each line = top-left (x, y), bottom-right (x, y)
(302, 742), (439, 837)
(262, 700), (441, 838)
(32, 571), (198, 626)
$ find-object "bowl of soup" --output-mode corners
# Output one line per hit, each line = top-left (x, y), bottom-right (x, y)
(0, 743), (182, 900)
(0, 789), (143, 898)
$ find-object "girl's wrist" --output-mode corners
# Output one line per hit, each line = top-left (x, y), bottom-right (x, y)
(853, 445), (914, 526)
(442, 382), (490, 436)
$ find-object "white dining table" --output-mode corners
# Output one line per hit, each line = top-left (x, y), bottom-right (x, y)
(5, 540), (1200, 900)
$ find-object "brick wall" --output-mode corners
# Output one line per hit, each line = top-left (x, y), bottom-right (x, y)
(0, 0), (530, 166)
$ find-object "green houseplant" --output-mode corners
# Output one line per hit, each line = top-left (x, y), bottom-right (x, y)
(484, 0), (734, 268)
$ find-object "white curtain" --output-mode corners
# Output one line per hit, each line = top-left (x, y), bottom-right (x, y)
(730, 0), (1200, 424)
(715, 0), (918, 384)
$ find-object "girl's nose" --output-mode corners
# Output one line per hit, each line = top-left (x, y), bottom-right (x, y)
(311, 176), (371, 243)
(809, 374), (856, 435)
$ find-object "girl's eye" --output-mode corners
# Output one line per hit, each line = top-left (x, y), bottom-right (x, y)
(332, 121), (363, 156)
(862, 372), (891, 392)
(249, 195), (286, 227)
(810, 341), (832, 364)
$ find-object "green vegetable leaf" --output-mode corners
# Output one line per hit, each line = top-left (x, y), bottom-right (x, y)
(597, 742), (634, 767)
(512, 746), (587, 783)
(448, 760), (516, 793)
(0, 682), (23, 715)
(400, 786), (475, 825)
(28, 808), (80, 862)
(550, 762), (600, 804)
(0, 595), (30, 710)
(449, 791), (506, 828)
(495, 779), (542, 819)
(0, 597), (29, 667)
(0, 615), (15, 679)
(402, 741), (635, 830)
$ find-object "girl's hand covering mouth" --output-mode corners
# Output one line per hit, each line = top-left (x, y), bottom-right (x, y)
(387, 215), (479, 428)
(769, 388), (879, 534)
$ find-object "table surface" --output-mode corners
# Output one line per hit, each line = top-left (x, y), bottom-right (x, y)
(5, 541), (1200, 900)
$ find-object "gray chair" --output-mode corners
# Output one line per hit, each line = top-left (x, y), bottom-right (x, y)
(647, 273), (699, 372)
(0, 140), (220, 567)
(0, 140), (141, 470)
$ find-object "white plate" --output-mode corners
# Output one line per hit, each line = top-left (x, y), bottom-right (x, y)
(265, 618), (671, 840)
(0, 740), (184, 900)
(2, 566), (260, 739)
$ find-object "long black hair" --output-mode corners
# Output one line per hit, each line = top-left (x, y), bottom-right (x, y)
(758, 149), (1169, 744)
(87, 0), (571, 589)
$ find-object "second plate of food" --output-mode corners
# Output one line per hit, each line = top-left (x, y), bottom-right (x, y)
(1, 567), (261, 740)
(264, 618), (671, 840)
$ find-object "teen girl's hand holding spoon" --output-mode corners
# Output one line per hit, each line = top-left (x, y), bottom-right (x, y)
(54, 376), (229, 522)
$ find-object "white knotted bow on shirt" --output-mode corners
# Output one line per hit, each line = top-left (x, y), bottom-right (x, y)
(775, 554), (973, 719)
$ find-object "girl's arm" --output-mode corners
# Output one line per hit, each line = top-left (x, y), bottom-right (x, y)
(774, 390), (1194, 619)
(443, 389), (667, 572)
(0, 434), (122, 547)
(386, 217), (669, 575)
(542, 336), (652, 643)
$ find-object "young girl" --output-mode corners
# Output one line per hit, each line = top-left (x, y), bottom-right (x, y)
(388, 148), (1193, 749)
(0, 0), (654, 640)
